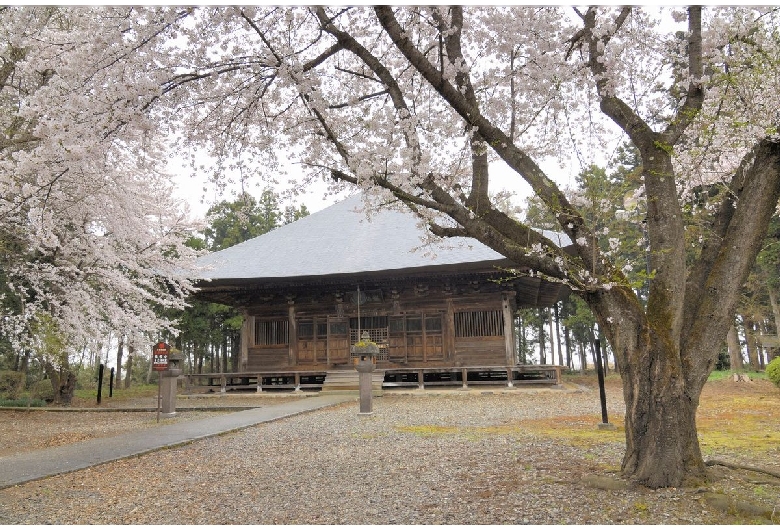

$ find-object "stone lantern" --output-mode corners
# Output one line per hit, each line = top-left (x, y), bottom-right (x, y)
(160, 351), (183, 417)
(352, 331), (378, 415)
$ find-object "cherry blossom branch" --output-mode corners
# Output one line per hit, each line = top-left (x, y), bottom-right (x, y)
(661, 7), (704, 144)
(373, 6), (599, 277)
(430, 7), (489, 213)
(314, 6), (425, 183)
(681, 136), (780, 389)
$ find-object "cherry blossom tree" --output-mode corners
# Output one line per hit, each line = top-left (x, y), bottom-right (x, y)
(146, 6), (780, 488)
(4, 6), (779, 488)
(0, 7), (199, 385)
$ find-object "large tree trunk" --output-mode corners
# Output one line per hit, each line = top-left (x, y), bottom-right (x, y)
(124, 344), (134, 389)
(146, 349), (154, 384)
(115, 335), (124, 388)
(231, 332), (240, 371)
(586, 138), (780, 488)
(538, 309), (546, 364)
(518, 315), (527, 364)
(743, 319), (760, 371)
(548, 308), (557, 365)
(727, 324), (743, 371)
(621, 342), (706, 487)
(221, 336), (228, 373)
(43, 361), (77, 405)
(758, 321), (770, 368)
(768, 289), (780, 362)
(554, 304), (563, 367)
(590, 287), (708, 488)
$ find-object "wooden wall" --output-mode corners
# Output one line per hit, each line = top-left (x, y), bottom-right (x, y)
(242, 274), (517, 371)
(246, 346), (288, 371)
(454, 337), (506, 366)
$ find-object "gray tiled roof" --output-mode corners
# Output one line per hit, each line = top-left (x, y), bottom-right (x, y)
(195, 194), (571, 281)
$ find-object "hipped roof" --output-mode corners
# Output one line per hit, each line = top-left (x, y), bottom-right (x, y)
(195, 194), (571, 284)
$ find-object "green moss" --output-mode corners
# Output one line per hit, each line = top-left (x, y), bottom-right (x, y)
(74, 383), (158, 400)
(652, 140), (675, 155)
(697, 391), (780, 455)
(396, 425), (461, 437)
(518, 415), (626, 446)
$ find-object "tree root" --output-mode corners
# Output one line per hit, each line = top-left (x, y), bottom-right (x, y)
(705, 458), (780, 480)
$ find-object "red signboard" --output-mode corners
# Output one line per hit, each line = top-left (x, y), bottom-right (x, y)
(152, 341), (169, 371)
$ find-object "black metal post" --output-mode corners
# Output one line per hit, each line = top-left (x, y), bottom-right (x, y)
(593, 337), (609, 424)
(97, 363), (104, 405)
(109, 367), (114, 397)
(642, 218), (651, 302)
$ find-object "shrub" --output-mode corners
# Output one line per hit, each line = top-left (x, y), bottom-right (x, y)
(0, 397), (46, 407)
(30, 379), (55, 403)
(0, 370), (25, 399)
(767, 357), (780, 388)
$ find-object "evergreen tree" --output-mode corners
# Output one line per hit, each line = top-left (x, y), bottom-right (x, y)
(177, 189), (309, 373)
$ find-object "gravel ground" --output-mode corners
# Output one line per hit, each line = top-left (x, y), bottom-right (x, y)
(0, 383), (778, 525)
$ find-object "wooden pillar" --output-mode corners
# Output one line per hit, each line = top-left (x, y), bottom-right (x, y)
(502, 292), (517, 367)
(288, 298), (298, 367)
(240, 313), (253, 372)
(326, 316), (332, 366)
(445, 297), (456, 361)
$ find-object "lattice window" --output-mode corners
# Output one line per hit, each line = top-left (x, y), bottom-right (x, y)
(388, 314), (442, 334)
(297, 319), (328, 340)
(454, 310), (504, 337)
(350, 328), (387, 360)
(425, 316), (442, 332)
(389, 316), (405, 335)
(406, 316), (423, 333)
(254, 319), (289, 346)
(329, 320), (347, 336)
(350, 327), (388, 346)
(298, 320), (314, 339)
(317, 322), (328, 337)
(349, 316), (388, 331)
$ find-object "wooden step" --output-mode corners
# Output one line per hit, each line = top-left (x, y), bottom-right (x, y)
(321, 369), (384, 393)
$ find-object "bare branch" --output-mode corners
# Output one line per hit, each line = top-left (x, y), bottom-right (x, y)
(328, 90), (389, 109)
(302, 42), (343, 71)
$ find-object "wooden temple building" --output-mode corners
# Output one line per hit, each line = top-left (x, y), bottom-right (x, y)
(191, 194), (571, 391)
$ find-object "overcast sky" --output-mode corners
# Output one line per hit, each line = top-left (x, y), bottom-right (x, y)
(169, 154), (596, 221)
